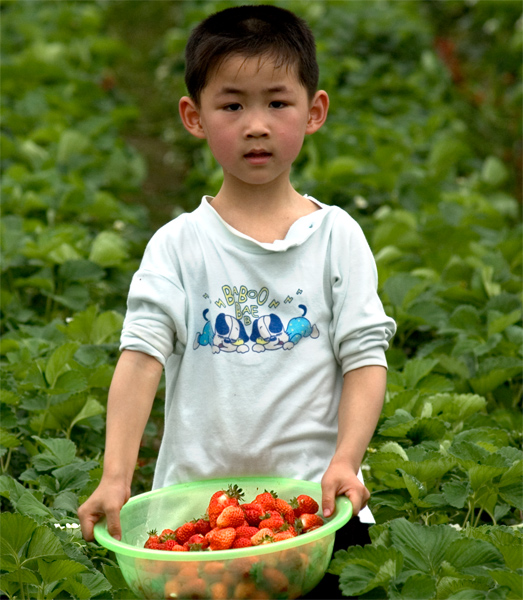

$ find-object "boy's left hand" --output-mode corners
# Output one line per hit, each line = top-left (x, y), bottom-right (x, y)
(320, 459), (370, 518)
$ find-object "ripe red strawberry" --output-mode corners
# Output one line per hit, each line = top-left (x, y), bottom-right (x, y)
(164, 539), (186, 551)
(291, 494), (319, 517)
(175, 521), (197, 545)
(274, 498), (296, 524)
(235, 525), (259, 539)
(251, 527), (274, 545)
(207, 527), (237, 551)
(259, 510), (285, 531)
(207, 484), (244, 528)
(185, 533), (209, 550)
(232, 536), (253, 549)
(297, 513), (324, 533)
(254, 490), (277, 511)
(146, 541), (165, 550)
(159, 528), (176, 542)
(273, 529), (296, 542)
(193, 516), (211, 535)
(216, 505), (245, 528)
(144, 529), (160, 548)
(241, 502), (265, 526)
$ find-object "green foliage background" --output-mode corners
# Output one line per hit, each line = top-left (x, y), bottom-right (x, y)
(1, 1), (521, 598)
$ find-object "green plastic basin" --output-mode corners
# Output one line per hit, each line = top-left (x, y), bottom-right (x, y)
(94, 476), (352, 599)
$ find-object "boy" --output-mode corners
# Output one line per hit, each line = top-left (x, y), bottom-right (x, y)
(79, 4), (395, 597)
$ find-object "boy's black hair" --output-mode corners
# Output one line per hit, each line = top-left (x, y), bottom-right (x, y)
(184, 4), (319, 104)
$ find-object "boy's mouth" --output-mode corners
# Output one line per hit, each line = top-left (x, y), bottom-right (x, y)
(244, 150), (272, 165)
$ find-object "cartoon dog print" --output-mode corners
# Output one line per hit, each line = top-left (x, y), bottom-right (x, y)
(250, 313), (290, 353)
(284, 304), (319, 349)
(250, 304), (319, 352)
(194, 310), (249, 354)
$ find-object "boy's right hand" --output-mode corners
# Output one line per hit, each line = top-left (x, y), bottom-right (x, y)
(78, 480), (130, 542)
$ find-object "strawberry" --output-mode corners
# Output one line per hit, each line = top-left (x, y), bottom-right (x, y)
(297, 513), (324, 533)
(144, 529), (160, 548)
(274, 498), (296, 524)
(164, 539), (186, 551)
(290, 494), (319, 517)
(241, 502), (265, 526)
(232, 536), (253, 549)
(254, 490), (277, 511)
(235, 525), (259, 539)
(185, 533), (209, 550)
(145, 541), (165, 550)
(175, 521), (197, 545)
(208, 527), (236, 551)
(193, 516), (211, 535)
(216, 505), (245, 528)
(251, 527), (274, 545)
(273, 529), (296, 542)
(259, 510), (285, 531)
(159, 528), (177, 542)
(207, 484), (244, 528)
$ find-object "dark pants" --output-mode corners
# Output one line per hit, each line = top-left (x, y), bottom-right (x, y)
(301, 517), (371, 600)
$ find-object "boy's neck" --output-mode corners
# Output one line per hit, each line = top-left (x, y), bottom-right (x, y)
(210, 173), (320, 243)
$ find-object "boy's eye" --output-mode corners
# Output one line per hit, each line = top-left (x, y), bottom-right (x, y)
(224, 103), (242, 111)
(269, 101), (287, 109)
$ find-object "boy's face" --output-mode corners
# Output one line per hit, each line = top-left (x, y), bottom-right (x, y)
(180, 55), (328, 191)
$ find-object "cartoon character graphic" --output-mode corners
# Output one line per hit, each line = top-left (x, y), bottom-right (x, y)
(285, 304), (319, 348)
(250, 304), (319, 352)
(194, 309), (249, 354)
(250, 313), (290, 353)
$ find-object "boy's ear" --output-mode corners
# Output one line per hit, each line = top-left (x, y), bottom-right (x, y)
(179, 96), (207, 139)
(305, 90), (329, 135)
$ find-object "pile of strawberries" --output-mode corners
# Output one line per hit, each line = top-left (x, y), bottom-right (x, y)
(144, 484), (324, 552)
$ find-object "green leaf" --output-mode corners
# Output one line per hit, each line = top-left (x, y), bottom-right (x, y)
(481, 156), (509, 187)
(469, 465), (506, 491)
(389, 519), (460, 574)
(0, 475), (29, 505)
(91, 310), (124, 344)
(490, 571), (523, 598)
(443, 481), (471, 509)
(399, 470), (425, 501)
(398, 574), (437, 600)
(0, 428), (20, 449)
(0, 512), (38, 571)
(445, 538), (505, 576)
(403, 358), (439, 389)
(401, 456), (456, 483)
(498, 482), (523, 510)
(426, 393), (487, 424)
(32, 437), (77, 468)
(16, 491), (56, 522)
(70, 397), (105, 431)
(44, 342), (80, 388)
(37, 558), (87, 584)
(78, 570), (112, 597)
(487, 309), (522, 337)
(0, 568), (40, 588)
(56, 129), (91, 165)
(25, 525), (65, 564)
(337, 545), (404, 596)
(89, 231), (128, 267)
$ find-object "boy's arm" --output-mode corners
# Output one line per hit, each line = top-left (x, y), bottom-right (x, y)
(321, 365), (387, 518)
(78, 349), (163, 541)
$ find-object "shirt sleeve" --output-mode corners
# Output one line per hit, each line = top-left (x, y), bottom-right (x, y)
(329, 212), (396, 373)
(119, 228), (187, 366)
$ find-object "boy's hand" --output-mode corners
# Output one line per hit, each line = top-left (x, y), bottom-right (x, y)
(320, 459), (370, 518)
(78, 480), (130, 542)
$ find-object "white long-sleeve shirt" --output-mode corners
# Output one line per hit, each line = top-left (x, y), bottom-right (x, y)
(120, 196), (396, 523)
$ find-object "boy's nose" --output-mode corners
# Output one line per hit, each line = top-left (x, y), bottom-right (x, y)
(245, 112), (269, 138)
